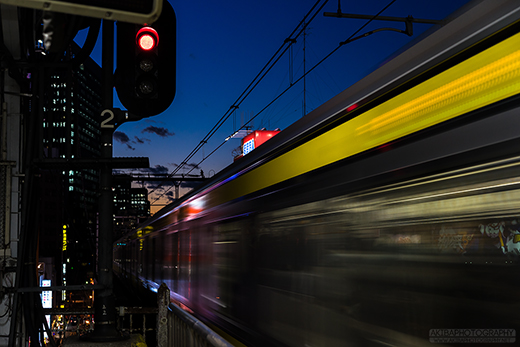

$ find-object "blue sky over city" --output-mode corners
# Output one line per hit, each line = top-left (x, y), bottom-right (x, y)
(75, 0), (471, 213)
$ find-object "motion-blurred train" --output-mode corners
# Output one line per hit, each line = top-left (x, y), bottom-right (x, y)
(114, 1), (520, 346)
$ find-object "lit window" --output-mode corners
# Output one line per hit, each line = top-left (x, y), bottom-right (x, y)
(243, 139), (254, 155)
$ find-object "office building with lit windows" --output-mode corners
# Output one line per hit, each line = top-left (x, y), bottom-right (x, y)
(130, 188), (151, 217)
(113, 175), (151, 240)
(39, 42), (102, 295)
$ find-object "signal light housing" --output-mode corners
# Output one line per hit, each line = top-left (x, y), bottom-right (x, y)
(115, 1), (176, 119)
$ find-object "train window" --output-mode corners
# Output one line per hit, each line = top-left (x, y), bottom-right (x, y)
(172, 232), (179, 292)
(255, 226), (308, 271)
(214, 221), (245, 314)
(144, 236), (152, 282)
(132, 241), (137, 280)
(197, 225), (217, 310)
(178, 229), (191, 299)
(256, 208), (330, 272)
(369, 219), (520, 258)
(161, 231), (179, 293)
(154, 233), (164, 285)
(151, 236), (156, 283)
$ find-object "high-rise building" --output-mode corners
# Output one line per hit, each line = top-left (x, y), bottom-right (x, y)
(39, 42), (102, 292)
(113, 175), (151, 240)
(130, 187), (151, 217)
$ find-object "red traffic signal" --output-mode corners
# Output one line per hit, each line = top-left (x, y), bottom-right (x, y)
(136, 27), (159, 51)
(115, 0), (176, 119)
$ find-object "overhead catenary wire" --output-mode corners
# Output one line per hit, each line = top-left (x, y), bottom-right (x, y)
(150, 0), (399, 205)
(233, 0), (399, 132)
(148, 0), (329, 200)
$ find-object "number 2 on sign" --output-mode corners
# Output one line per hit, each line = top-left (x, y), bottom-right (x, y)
(101, 109), (115, 128)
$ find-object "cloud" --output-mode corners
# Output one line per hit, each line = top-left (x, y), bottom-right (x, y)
(142, 126), (175, 137)
(165, 191), (176, 203)
(141, 165), (169, 175)
(186, 163), (201, 170)
(146, 183), (167, 193)
(113, 131), (152, 150)
(114, 131), (136, 150)
(134, 136), (150, 144)
(169, 162), (200, 170)
(114, 131), (130, 143)
(181, 180), (202, 189)
(144, 182), (158, 190)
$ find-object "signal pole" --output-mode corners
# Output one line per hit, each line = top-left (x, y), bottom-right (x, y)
(82, 2), (176, 339)
(85, 19), (121, 341)
(98, 18), (118, 338)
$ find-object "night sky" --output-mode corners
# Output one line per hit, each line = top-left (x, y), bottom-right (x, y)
(75, 0), (471, 213)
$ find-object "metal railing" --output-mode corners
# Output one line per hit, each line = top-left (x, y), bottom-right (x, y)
(117, 306), (158, 342)
(156, 284), (234, 347)
(43, 283), (234, 347)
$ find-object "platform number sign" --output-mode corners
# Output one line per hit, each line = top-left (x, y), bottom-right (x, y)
(101, 109), (115, 129)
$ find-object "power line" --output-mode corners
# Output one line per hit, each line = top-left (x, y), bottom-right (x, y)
(177, 0), (401, 180)
(148, 0), (329, 203)
(231, 0), (400, 138)
(150, 0), (400, 206)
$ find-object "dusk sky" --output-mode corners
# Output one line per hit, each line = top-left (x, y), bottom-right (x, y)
(76, 0), (471, 213)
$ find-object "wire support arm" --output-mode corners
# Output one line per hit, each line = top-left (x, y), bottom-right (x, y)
(324, 12), (443, 25)
(340, 26), (413, 46)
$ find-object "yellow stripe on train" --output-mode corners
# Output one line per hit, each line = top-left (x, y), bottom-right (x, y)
(206, 31), (520, 209)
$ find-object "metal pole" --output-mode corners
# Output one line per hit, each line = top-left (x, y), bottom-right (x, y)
(83, 19), (124, 341)
(95, 17), (117, 338)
